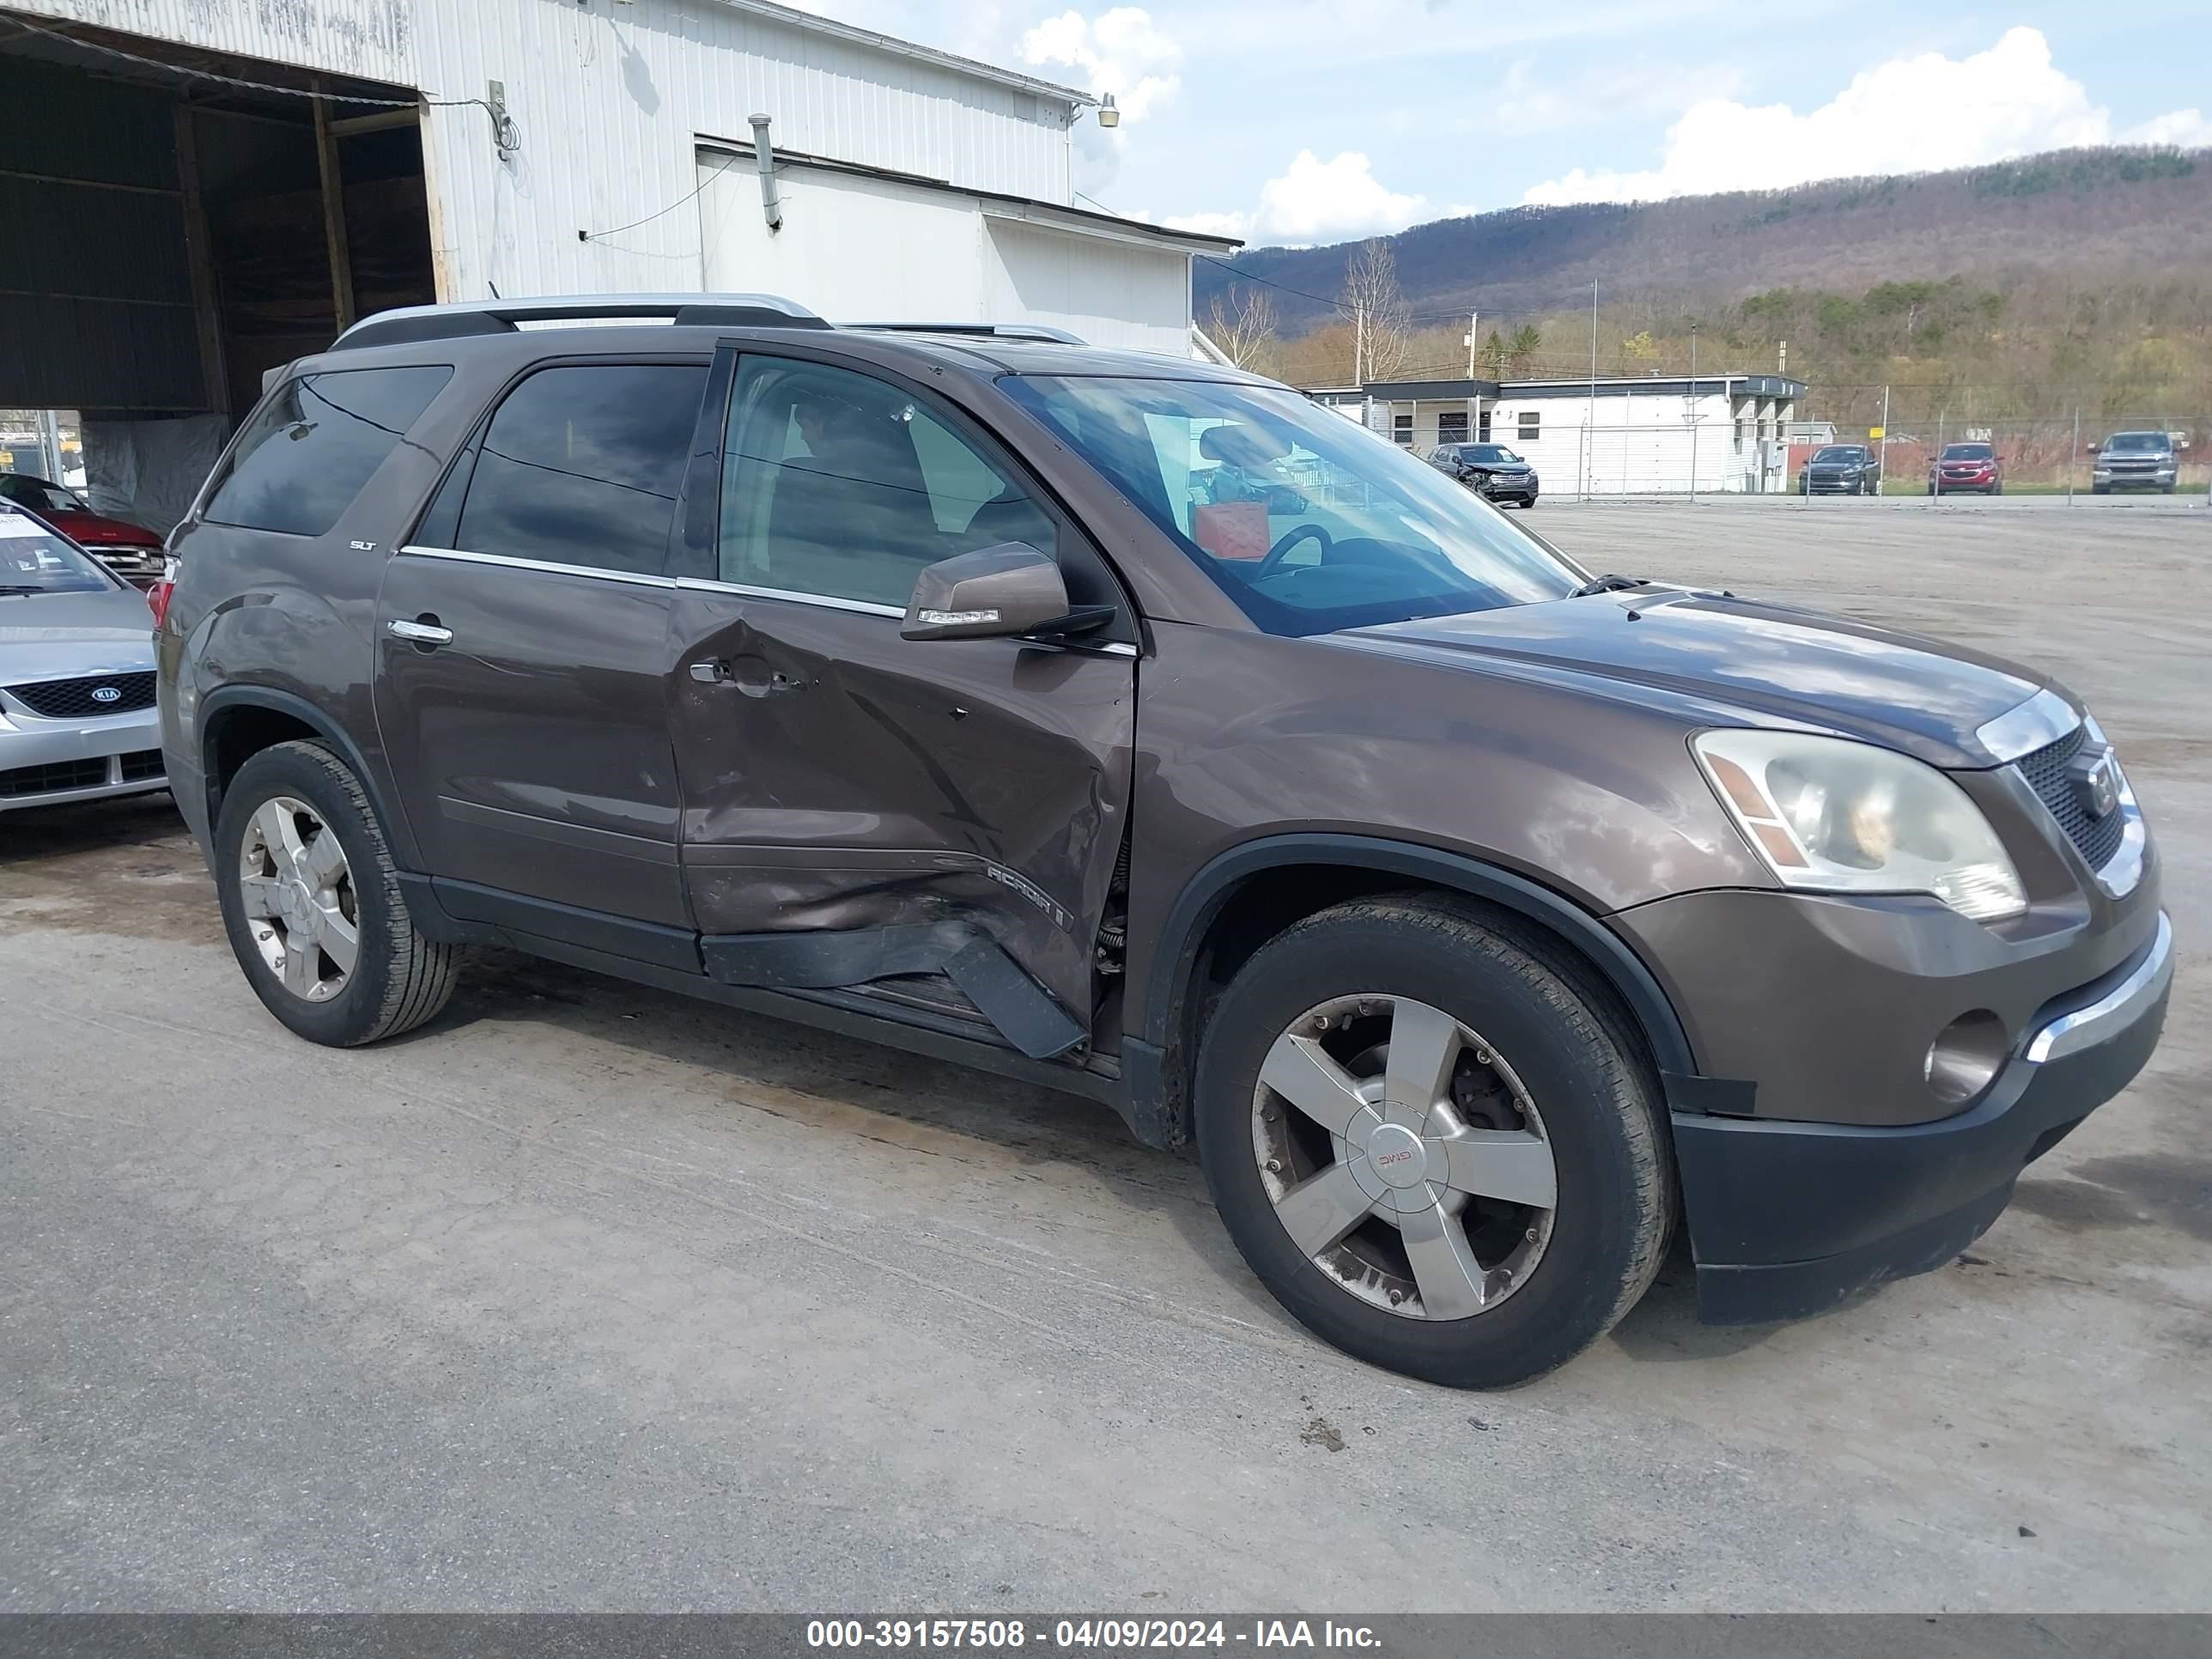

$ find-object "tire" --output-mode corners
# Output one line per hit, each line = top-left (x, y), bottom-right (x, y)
(1928, 483), (1937, 496)
(2092, 483), (2109, 495)
(1194, 894), (1674, 1388)
(1519, 495), (1537, 509)
(214, 738), (460, 1047)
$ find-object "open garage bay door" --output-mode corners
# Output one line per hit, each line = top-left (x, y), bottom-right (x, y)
(0, 14), (434, 529)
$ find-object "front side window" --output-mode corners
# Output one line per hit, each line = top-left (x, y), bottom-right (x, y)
(1000, 374), (1580, 638)
(0, 508), (114, 594)
(717, 358), (1058, 608)
(206, 365), (452, 537)
(457, 362), (708, 574)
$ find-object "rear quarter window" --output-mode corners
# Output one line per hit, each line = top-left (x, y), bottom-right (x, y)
(204, 365), (453, 537)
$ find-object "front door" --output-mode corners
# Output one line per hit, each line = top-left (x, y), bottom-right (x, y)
(374, 357), (709, 951)
(665, 349), (1136, 1054)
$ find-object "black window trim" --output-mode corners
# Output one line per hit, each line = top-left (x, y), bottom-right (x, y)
(398, 351), (714, 583)
(671, 337), (1139, 653)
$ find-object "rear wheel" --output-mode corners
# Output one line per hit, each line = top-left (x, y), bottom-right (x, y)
(1194, 896), (1674, 1388)
(215, 739), (460, 1047)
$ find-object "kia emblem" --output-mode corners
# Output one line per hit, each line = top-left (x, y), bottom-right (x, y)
(91, 685), (121, 704)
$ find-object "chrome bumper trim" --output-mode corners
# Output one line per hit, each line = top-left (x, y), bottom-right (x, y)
(2025, 912), (2174, 1064)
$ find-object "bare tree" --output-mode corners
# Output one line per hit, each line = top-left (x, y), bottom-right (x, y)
(1342, 239), (1413, 383)
(1206, 285), (1279, 371)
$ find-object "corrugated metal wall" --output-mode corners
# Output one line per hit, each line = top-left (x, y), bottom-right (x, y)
(416, 0), (1077, 301)
(0, 54), (201, 410)
(6, 0), (414, 86)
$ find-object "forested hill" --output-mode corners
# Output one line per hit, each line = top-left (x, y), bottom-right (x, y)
(1195, 149), (2211, 330)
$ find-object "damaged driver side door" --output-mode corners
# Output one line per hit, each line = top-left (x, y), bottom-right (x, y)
(663, 348), (1137, 1060)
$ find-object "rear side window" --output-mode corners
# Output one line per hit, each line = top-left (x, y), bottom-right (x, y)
(205, 366), (452, 537)
(456, 362), (708, 575)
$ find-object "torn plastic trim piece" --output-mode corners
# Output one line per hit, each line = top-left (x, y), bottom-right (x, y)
(702, 921), (1085, 1060)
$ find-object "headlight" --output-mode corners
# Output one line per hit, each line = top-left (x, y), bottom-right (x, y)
(1693, 730), (2027, 921)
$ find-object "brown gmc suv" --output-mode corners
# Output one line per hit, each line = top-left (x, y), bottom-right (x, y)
(158, 295), (2172, 1387)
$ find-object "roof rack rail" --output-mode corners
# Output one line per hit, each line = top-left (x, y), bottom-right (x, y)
(331, 293), (829, 351)
(847, 322), (1087, 344)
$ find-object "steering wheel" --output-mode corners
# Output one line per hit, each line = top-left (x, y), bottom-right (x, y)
(1255, 523), (1333, 576)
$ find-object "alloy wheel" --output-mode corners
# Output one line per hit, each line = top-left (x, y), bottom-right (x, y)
(1250, 994), (1557, 1320)
(238, 795), (359, 1002)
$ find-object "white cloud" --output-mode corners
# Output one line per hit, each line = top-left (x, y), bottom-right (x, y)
(1522, 27), (2205, 207)
(2124, 107), (2212, 147)
(1018, 7), (1182, 123)
(1167, 149), (1439, 246)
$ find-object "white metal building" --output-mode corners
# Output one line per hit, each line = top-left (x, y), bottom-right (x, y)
(1313, 373), (1808, 495)
(0, 0), (1233, 526)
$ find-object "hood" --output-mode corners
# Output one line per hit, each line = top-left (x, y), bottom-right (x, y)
(1338, 588), (2055, 769)
(49, 507), (161, 547)
(0, 586), (157, 685)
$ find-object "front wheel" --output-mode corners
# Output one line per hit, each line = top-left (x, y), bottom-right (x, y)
(1194, 896), (1674, 1388)
(214, 738), (461, 1047)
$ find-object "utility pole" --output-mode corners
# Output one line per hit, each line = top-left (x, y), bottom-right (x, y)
(1585, 279), (1599, 501)
(1687, 322), (1700, 501)
(1463, 310), (1478, 380)
(1877, 384), (1891, 495)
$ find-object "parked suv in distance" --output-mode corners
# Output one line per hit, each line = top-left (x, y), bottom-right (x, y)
(1425, 442), (1538, 507)
(1799, 443), (1880, 495)
(159, 295), (2172, 1388)
(2093, 432), (2179, 494)
(1930, 441), (2002, 495)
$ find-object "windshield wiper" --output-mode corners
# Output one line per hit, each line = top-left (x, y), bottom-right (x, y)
(0, 584), (49, 596)
(1568, 573), (1649, 598)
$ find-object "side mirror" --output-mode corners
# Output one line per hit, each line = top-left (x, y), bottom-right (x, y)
(901, 543), (1074, 641)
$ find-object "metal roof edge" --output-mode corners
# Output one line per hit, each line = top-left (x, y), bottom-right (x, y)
(708, 0), (1092, 106)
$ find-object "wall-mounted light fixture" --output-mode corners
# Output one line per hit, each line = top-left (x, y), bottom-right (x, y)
(1095, 93), (1120, 129)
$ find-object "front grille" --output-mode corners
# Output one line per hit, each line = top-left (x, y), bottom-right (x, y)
(2015, 726), (2127, 872)
(4, 671), (156, 719)
(118, 749), (166, 781)
(0, 757), (107, 798)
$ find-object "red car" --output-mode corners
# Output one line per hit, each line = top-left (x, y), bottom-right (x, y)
(0, 473), (165, 586)
(1929, 441), (2002, 496)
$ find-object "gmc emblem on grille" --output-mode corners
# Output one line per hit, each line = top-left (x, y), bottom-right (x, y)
(90, 685), (121, 704)
(2076, 752), (2120, 820)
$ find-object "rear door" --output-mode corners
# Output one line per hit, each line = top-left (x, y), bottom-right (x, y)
(664, 347), (1136, 1054)
(374, 357), (709, 957)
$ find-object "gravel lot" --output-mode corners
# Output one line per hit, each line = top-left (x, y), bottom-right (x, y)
(3, 502), (2206, 1613)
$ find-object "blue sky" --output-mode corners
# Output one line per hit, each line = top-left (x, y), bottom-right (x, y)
(793, 3), (2212, 246)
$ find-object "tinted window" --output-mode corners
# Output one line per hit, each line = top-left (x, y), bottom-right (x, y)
(206, 366), (451, 537)
(1002, 374), (1577, 638)
(717, 358), (1057, 608)
(1811, 446), (1864, 463)
(1942, 444), (1994, 459)
(458, 363), (708, 574)
(2106, 433), (2166, 453)
(0, 475), (82, 514)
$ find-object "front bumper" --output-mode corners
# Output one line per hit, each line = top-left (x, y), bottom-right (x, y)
(0, 702), (167, 810)
(1672, 910), (2172, 1322)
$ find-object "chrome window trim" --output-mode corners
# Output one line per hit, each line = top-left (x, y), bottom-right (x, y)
(396, 545), (676, 590)
(1975, 686), (2080, 763)
(672, 577), (1139, 655)
(673, 576), (903, 618)
(2024, 912), (2172, 1064)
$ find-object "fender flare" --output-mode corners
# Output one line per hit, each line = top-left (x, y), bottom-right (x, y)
(1125, 834), (1698, 1147)
(195, 684), (412, 866)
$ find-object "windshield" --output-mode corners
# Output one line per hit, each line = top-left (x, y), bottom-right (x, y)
(0, 475), (84, 515)
(2106, 433), (2168, 453)
(1941, 444), (1994, 460)
(1811, 446), (1863, 463)
(1457, 445), (1522, 464)
(1000, 376), (1579, 636)
(0, 508), (114, 594)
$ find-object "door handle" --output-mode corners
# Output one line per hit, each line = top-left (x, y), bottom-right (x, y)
(388, 617), (453, 647)
(688, 658), (732, 683)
